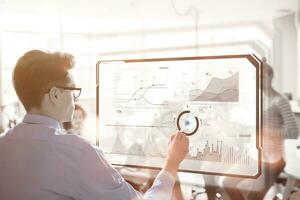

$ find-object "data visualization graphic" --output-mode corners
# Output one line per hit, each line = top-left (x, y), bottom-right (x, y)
(189, 72), (239, 102)
(177, 110), (199, 136)
(97, 55), (262, 177)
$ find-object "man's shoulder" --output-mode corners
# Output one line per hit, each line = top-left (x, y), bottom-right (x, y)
(274, 93), (290, 106)
(2, 123), (95, 151)
(51, 133), (95, 151)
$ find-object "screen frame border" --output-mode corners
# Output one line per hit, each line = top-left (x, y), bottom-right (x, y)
(96, 54), (262, 178)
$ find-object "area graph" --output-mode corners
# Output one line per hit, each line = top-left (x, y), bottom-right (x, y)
(189, 72), (239, 102)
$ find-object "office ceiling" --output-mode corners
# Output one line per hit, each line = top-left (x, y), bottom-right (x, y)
(0, 0), (298, 24)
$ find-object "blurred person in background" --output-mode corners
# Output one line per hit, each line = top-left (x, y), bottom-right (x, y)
(63, 103), (87, 136)
(223, 58), (299, 200)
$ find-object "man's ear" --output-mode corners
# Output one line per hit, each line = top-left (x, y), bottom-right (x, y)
(49, 87), (60, 104)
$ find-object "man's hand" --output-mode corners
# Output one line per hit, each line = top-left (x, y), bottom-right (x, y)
(163, 132), (189, 176)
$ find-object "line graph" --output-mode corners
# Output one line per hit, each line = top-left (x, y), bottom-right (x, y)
(115, 84), (168, 106)
(114, 74), (169, 106)
(105, 124), (172, 128)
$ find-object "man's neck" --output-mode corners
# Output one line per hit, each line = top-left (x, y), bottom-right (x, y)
(263, 87), (277, 97)
(28, 107), (43, 115)
(27, 108), (58, 122)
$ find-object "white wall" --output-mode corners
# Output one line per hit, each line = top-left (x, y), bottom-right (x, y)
(298, 29), (300, 99)
(273, 14), (298, 99)
(297, 0), (300, 99)
(0, 31), (3, 131)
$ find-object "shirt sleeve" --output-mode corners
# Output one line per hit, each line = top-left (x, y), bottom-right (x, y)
(143, 170), (175, 200)
(278, 97), (299, 139)
(71, 142), (175, 200)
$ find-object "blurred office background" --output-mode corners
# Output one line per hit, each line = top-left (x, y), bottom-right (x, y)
(0, 0), (300, 199)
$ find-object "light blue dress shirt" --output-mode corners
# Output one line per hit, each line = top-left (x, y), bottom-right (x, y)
(0, 114), (175, 200)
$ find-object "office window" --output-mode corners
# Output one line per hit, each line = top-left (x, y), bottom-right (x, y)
(0, 14), (273, 137)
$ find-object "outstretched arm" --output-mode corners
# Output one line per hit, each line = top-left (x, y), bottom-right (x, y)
(144, 132), (189, 199)
(72, 132), (189, 200)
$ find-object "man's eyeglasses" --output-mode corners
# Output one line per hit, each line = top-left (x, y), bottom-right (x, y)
(56, 86), (82, 102)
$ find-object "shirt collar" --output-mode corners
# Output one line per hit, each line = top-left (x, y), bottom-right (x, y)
(22, 114), (61, 130)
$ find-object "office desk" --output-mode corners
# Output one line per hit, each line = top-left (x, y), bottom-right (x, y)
(119, 167), (206, 187)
